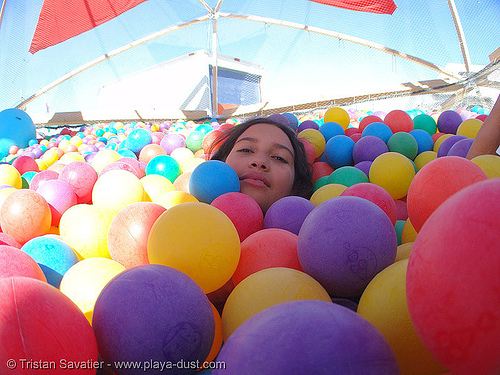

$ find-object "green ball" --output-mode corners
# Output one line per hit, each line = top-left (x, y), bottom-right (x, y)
(186, 130), (204, 152)
(327, 166), (369, 187)
(313, 175), (329, 192)
(22, 171), (37, 186)
(395, 220), (406, 245)
(145, 155), (181, 183)
(387, 132), (418, 160)
(413, 114), (437, 135)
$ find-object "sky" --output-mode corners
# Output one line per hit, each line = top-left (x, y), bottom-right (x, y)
(1, 0), (499, 120)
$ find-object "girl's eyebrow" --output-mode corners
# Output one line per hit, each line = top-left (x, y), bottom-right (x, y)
(235, 137), (294, 157)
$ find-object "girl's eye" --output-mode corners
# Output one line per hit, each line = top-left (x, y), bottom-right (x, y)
(237, 148), (252, 153)
(273, 156), (288, 163)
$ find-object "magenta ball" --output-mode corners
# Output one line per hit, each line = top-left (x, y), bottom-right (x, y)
(36, 179), (77, 226)
(58, 161), (98, 204)
(29, 170), (59, 191)
(160, 133), (186, 155)
(214, 300), (399, 375)
(298, 196), (397, 297)
(263, 196), (316, 235)
(12, 155), (39, 174)
(0, 245), (47, 281)
(352, 135), (389, 164)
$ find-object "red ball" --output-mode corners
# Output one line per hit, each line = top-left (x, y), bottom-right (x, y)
(407, 179), (500, 375)
(29, 170), (59, 191)
(58, 161), (98, 204)
(431, 132), (446, 143)
(36, 179), (78, 226)
(0, 189), (51, 244)
(359, 115), (382, 132)
(231, 228), (302, 286)
(344, 127), (361, 137)
(394, 199), (408, 221)
(298, 138), (316, 166)
(0, 277), (98, 374)
(0, 233), (22, 248)
(340, 182), (397, 225)
(407, 156), (487, 232)
(384, 110), (414, 133)
(108, 202), (166, 268)
(349, 133), (362, 143)
(312, 162), (334, 184)
(211, 192), (264, 242)
(0, 245), (47, 281)
(203, 130), (226, 155)
(12, 155), (40, 174)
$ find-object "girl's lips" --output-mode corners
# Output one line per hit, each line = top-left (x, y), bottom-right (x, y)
(240, 173), (270, 187)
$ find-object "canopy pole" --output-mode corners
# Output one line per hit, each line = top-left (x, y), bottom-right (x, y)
(211, 14), (218, 118)
(447, 0), (472, 73)
(0, 0), (7, 32)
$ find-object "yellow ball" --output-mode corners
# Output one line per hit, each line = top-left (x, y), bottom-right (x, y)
(0, 164), (22, 189)
(358, 260), (446, 375)
(40, 139), (49, 146)
(90, 149), (121, 173)
(153, 190), (198, 209)
(60, 257), (126, 323)
(395, 242), (413, 262)
(298, 129), (326, 158)
(0, 187), (17, 209)
(59, 204), (113, 259)
(147, 202), (240, 294)
(140, 174), (175, 201)
(60, 151), (85, 164)
(401, 218), (417, 243)
(70, 136), (83, 147)
(92, 170), (145, 216)
(433, 133), (452, 152)
(151, 123), (160, 132)
(413, 151), (437, 171)
(471, 154), (500, 178)
(456, 118), (483, 138)
(310, 183), (347, 206)
(42, 149), (59, 166)
(35, 159), (48, 170)
(181, 157), (205, 173)
(369, 152), (415, 200)
(323, 107), (350, 130)
(58, 139), (70, 151)
(170, 147), (194, 167)
(221, 267), (331, 341)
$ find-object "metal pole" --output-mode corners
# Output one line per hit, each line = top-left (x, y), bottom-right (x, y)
(447, 0), (472, 73)
(211, 14), (218, 118)
(0, 0), (7, 33)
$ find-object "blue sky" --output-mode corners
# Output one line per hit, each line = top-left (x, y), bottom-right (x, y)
(1, 0), (499, 117)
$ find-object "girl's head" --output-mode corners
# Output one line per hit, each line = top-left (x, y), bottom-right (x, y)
(210, 118), (313, 212)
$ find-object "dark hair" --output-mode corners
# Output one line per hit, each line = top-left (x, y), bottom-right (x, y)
(209, 117), (313, 198)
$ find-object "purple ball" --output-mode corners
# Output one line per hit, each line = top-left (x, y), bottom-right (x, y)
(297, 196), (397, 297)
(263, 196), (316, 235)
(267, 114), (290, 128)
(447, 138), (474, 158)
(297, 120), (319, 133)
(352, 135), (388, 164)
(354, 160), (372, 177)
(84, 152), (96, 163)
(32, 148), (44, 158)
(93, 265), (215, 375)
(437, 134), (467, 157)
(160, 133), (186, 155)
(213, 300), (399, 375)
(22, 151), (36, 159)
(437, 110), (462, 134)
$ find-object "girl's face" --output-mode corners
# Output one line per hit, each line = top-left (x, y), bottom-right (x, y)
(224, 123), (295, 212)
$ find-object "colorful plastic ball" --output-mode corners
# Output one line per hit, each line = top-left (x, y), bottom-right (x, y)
(211, 192), (263, 242)
(153, 190), (199, 209)
(409, 129), (434, 155)
(59, 151), (85, 164)
(433, 133), (452, 152)
(60, 257), (126, 323)
(318, 122), (345, 142)
(92, 170), (144, 216)
(0, 108), (36, 158)
(298, 196), (397, 297)
(311, 161), (334, 183)
(202, 130), (225, 155)
(327, 166), (369, 187)
(447, 138), (474, 158)
(341, 182), (397, 225)
(354, 160), (372, 177)
(263, 196), (315, 235)
(0, 233), (21, 248)
(384, 110), (414, 133)
(437, 110), (462, 134)
(413, 114), (437, 135)
(21, 235), (79, 287)
(362, 122), (393, 143)
(0, 163), (22, 188)
(140, 174), (175, 201)
(309, 183), (347, 205)
(407, 179), (500, 375)
(352, 135), (388, 163)
(471, 154), (500, 178)
(114, 156), (145, 178)
(231, 229), (303, 287)
(148, 202), (240, 293)
(358, 259), (446, 375)
(59, 204), (112, 259)
(0, 189), (51, 244)
(222, 268), (331, 340)
(297, 129), (325, 159)
(0, 277), (98, 374)
(298, 137), (316, 165)
(0, 245), (47, 281)
(387, 132), (418, 160)
(323, 107), (350, 130)
(406, 156), (487, 232)
(186, 130), (205, 152)
(126, 128), (152, 154)
(456, 118), (482, 138)
(297, 120), (319, 133)
(189, 160), (240, 204)
(395, 242), (413, 262)
(215, 300), (399, 375)
(138, 143), (167, 163)
(12, 155), (39, 174)
(282, 113), (299, 130)
(90, 148), (121, 173)
(36, 179), (77, 226)
(58, 161), (98, 204)
(359, 115), (383, 132)
(369, 152), (415, 199)
(145, 154), (181, 183)
(160, 132), (186, 154)
(170, 146), (194, 167)
(436, 134), (467, 157)
(92, 264), (215, 371)
(323, 135), (355, 168)
(108, 202), (165, 269)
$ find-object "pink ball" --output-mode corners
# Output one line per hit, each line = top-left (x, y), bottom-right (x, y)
(0, 233), (22, 248)
(12, 155), (40, 174)
(58, 161), (98, 204)
(211, 192), (264, 242)
(394, 199), (408, 221)
(29, 170), (59, 191)
(36, 180), (78, 226)
(114, 157), (145, 178)
(407, 179), (500, 375)
(232, 228), (302, 286)
(0, 277), (98, 373)
(340, 183), (397, 225)
(0, 245), (47, 281)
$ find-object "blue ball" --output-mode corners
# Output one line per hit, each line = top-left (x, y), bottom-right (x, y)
(324, 135), (355, 168)
(409, 129), (434, 155)
(319, 122), (345, 142)
(127, 128), (152, 154)
(0, 108), (36, 159)
(282, 113), (299, 130)
(21, 235), (79, 287)
(189, 160), (240, 203)
(117, 148), (137, 159)
(361, 122), (393, 143)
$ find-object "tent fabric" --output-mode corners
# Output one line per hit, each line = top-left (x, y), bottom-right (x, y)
(29, 0), (148, 54)
(308, 0), (396, 15)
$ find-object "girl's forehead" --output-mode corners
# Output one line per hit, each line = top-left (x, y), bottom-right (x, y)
(237, 123), (292, 145)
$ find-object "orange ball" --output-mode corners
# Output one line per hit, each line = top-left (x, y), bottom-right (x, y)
(138, 144), (167, 164)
